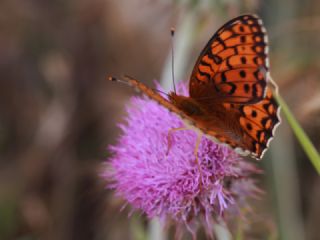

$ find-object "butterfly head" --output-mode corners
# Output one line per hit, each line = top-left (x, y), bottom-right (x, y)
(168, 91), (178, 104)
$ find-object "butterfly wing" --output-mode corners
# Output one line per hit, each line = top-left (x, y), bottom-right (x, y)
(188, 15), (281, 158)
(223, 85), (281, 158)
(189, 14), (269, 104)
(189, 86), (281, 159)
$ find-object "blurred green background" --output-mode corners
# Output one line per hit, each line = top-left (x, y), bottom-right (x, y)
(0, 0), (320, 239)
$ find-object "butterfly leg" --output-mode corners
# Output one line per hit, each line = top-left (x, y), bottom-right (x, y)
(167, 128), (203, 165)
(194, 132), (203, 185)
(194, 132), (202, 165)
(167, 128), (203, 185)
(166, 127), (189, 155)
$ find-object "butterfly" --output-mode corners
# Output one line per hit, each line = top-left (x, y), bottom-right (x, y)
(109, 14), (281, 159)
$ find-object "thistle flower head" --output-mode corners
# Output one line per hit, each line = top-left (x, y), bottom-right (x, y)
(104, 82), (261, 237)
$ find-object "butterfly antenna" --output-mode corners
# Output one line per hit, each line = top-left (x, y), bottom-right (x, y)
(171, 27), (177, 94)
(108, 75), (132, 86)
(108, 75), (169, 98)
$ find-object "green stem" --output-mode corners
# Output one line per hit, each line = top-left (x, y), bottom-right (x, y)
(275, 94), (320, 174)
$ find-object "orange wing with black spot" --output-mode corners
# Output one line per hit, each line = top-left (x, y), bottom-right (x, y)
(190, 14), (269, 104)
(187, 14), (280, 159)
(227, 85), (281, 158)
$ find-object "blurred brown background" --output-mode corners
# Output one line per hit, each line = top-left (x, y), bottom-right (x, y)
(0, 0), (320, 240)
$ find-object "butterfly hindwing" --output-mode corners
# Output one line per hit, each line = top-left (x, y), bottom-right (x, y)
(190, 14), (269, 104)
(224, 87), (281, 158)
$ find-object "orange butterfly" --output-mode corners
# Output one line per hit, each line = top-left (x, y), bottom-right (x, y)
(109, 14), (281, 159)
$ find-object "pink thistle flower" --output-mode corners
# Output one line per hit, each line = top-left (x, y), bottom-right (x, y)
(103, 82), (261, 238)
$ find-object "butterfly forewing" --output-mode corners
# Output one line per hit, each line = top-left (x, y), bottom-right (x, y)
(190, 14), (269, 104)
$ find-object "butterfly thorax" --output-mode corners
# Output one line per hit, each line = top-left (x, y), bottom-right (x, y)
(168, 92), (230, 120)
(168, 92), (206, 116)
